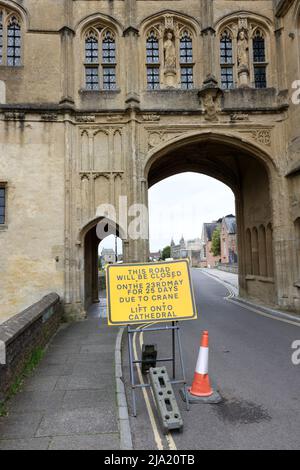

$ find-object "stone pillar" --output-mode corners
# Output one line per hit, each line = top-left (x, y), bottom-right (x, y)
(271, 174), (296, 310)
(201, 0), (217, 81)
(124, 0), (140, 99)
(59, 1), (75, 107)
(236, 192), (246, 296)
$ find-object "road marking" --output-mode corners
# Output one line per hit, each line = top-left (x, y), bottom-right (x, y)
(201, 270), (300, 328)
(132, 324), (164, 450)
(139, 326), (178, 451)
(227, 298), (300, 328)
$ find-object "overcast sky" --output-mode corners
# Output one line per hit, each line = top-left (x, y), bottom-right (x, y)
(99, 172), (235, 254)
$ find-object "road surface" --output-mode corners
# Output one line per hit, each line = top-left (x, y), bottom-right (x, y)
(122, 269), (300, 450)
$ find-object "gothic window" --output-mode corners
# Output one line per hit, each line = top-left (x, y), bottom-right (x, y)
(220, 30), (234, 89)
(0, 9), (22, 66)
(0, 185), (6, 225)
(84, 27), (117, 91)
(252, 29), (267, 89)
(180, 30), (194, 89)
(146, 30), (160, 90)
(102, 30), (116, 90)
(145, 20), (195, 90)
(219, 22), (269, 89)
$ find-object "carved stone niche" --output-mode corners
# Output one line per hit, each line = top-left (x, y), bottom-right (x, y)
(198, 75), (223, 122)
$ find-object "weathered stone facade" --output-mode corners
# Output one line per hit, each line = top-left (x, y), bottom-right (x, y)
(0, 0), (300, 320)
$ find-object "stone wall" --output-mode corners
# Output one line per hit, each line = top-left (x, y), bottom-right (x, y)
(0, 293), (62, 401)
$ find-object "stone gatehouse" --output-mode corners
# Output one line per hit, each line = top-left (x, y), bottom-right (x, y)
(0, 0), (300, 321)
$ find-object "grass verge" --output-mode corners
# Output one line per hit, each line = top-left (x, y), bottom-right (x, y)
(0, 347), (45, 417)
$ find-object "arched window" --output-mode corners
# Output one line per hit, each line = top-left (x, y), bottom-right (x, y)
(220, 29), (234, 89)
(0, 9), (22, 66)
(102, 30), (116, 90)
(145, 17), (195, 90)
(252, 29), (267, 89)
(180, 30), (194, 89)
(218, 20), (269, 89)
(84, 27), (117, 91)
(146, 30), (160, 90)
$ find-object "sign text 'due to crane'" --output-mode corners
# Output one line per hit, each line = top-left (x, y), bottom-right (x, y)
(106, 260), (197, 325)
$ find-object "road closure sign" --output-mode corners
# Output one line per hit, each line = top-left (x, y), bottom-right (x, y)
(106, 260), (197, 326)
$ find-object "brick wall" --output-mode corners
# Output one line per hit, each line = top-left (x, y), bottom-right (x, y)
(0, 293), (62, 401)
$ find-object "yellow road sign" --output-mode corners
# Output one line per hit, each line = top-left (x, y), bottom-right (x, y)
(106, 260), (197, 325)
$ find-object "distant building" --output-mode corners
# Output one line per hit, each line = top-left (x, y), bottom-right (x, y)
(170, 236), (188, 260)
(101, 248), (115, 266)
(170, 236), (201, 267)
(200, 221), (222, 268)
(221, 215), (238, 265)
(149, 251), (161, 262)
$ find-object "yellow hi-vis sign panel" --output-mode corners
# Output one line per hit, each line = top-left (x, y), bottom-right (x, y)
(106, 260), (197, 325)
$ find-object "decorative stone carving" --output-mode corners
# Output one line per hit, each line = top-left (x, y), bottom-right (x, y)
(4, 112), (25, 121)
(230, 113), (250, 122)
(163, 30), (177, 87)
(106, 115), (124, 122)
(251, 129), (271, 146)
(41, 114), (58, 121)
(76, 115), (96, 123)
(237, 29), (250, 87)
(147, 130), (183, 150)
(198, 75), (223, 122)
(142, 114), (161, 122)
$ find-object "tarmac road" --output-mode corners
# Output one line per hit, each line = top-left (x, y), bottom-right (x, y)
(122, 269), (300, 450)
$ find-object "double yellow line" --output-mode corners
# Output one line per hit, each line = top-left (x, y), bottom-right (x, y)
(132, 323), (177, 450)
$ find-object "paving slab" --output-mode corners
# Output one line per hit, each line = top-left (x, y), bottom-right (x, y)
(0, 412), (43, 439)
(49, 434), (120, 451)
(36, 407), (118, 437)
(0, 299), (121, 450)
(0, 438), (50, 450)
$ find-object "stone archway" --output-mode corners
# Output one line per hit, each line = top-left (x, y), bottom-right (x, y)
(143, 131), (277, 307)
(79, 217), (125, 313)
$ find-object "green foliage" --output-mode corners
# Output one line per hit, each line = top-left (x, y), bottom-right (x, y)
(211, 227), (221, 257)
(0, 401), (7, 417)
(0, 347), (45, 416)
(161, 246), (171, 260)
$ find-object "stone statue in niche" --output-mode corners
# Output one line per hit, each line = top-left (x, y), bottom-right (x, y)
(163, 30), (177, 87)
(164, 31), (176, 70)
(237, 29), (250, 87)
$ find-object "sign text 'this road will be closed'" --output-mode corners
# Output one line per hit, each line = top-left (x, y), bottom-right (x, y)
(106, 260), (197, 325)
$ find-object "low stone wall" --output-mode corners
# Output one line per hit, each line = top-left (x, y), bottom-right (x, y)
(217, 264), (239, 274)
(0, 293), (62, 401)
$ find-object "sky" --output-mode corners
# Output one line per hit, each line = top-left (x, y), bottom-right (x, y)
(99, 172), (235, 254)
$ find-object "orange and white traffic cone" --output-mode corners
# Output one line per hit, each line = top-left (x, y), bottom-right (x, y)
(189, 331), (213, 397)
(181, 330), (222, 404)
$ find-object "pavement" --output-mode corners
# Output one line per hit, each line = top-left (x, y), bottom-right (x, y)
(0, 292), (122, 450)
(123, 269), (300, 450)
(199, 268), (239, 295)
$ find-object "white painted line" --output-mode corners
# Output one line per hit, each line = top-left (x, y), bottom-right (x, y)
(227, 298), (300, 328)
(0, 340), (6, 365)
(201, 269), (300, 328)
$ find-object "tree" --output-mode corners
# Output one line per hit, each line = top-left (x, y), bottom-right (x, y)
(161, 246), (171, 260)
(211, 227), (221, 257)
